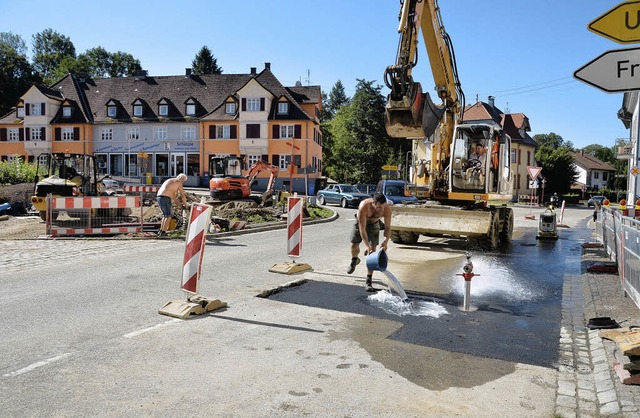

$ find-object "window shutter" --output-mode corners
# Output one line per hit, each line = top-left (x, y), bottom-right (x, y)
(54, 127), (61, 141)
(260, 98), (265, 111)
(230, 125), (237, 139)
(209, 125), (216, 139)
(261, 154), (268, 163)
(41, 103), (46, 115)
(26, 127), (30, 140)
(25, 105), (30, 116)
(272, 154), (279, 166)
(73, 127), (80, 141)
(294, 124), (302, 139)
(19, 129), (24, 141)
(0, 128), (6, 142)
(272, 124), (280, 139)
(241, 98), (246, 111)
(41, 127), (46, 140)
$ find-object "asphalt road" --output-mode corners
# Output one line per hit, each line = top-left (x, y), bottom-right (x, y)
(0, 203), (594, 417)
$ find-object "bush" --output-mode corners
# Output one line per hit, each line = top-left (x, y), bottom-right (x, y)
(0, 156), (37, 184)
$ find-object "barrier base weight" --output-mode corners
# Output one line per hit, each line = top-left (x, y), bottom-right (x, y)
(269, 261), (312, 275)
(159, 295), (227, 319)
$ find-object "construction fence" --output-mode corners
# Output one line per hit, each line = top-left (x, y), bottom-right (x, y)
(596, 208), (640, 310)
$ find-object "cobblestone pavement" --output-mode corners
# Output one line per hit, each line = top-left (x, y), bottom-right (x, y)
(556, 222), (640, 418)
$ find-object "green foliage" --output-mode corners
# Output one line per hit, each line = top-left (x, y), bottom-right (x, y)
(108, 51), (142, 77)
(533, 133), (578, 194)
(32, 28), (76, 84)
(0, 42), (41, 115)
(192, 46), (222, 75)
(305, 205), (332, 219)
(0, 156), (37, 184)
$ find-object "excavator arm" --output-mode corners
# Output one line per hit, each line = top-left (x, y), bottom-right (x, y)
(384, 0), (464, 145)
(247, 161), (279, 191)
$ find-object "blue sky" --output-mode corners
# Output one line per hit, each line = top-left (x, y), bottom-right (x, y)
(0, 0), (631, 149)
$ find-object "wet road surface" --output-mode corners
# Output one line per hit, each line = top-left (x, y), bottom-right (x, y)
(268, 218), (593, 368)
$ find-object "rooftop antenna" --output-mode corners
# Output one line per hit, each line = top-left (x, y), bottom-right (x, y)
(305, 69), (311, 86)
(505, 101), (510, 113)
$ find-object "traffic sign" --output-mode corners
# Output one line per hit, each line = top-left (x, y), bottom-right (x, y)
(632, 166), (640, 176)
(527, 166), (542, 181)
(589, 1), (640, 44)
(528, 180), (539, 189)
(382, 165), (398, 171)
(574, 47), (640, 92)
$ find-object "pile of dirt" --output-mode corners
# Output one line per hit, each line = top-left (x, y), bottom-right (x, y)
(0, 183), (33, 215)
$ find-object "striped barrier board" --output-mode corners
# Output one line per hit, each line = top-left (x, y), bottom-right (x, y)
(52, 196), (140, 209)
(122, 185), (160, 193)
(50, 226), (141, 236)
(181, 203), (213, 294)
(287, 197), (303, 257)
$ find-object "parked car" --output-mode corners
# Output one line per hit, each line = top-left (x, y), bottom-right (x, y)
(316, 184), (370, 208)
(587, 195), (605, 208)
(375, 179), (419, 205)
(355, 184), (376, 196)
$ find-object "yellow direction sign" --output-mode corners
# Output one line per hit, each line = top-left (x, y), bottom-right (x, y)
(589, 1), (640, 44)
(382, 165), (398, 171)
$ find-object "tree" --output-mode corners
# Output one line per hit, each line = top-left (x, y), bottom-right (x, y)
(533, 133), (578, 194)
(0, 32), (27, 55)
(191, 46), (222, 75)
(0, 42), (40, 116)
(32, 28), (76, 84)
(325, 80), (349, 117)
(108, 51), (142, 77)
(79, 46), (111, 78)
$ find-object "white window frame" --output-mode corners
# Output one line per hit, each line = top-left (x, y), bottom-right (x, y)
(30, 103), (42, 116)
(278, 155), (288, 170)
(154, 126), (168, 140)
(62, 107), (72, 118)
(280, 125), (294, 139)
(182, 126), (196, 140)
(8, 128), (19, 141)
(246, 98), (260, 112)
(101, 127), (113, 141)
(159, 104), (168, 116)
(133, 105), (143, 117)
(278, 102), (289, 114)
(62, 127), (74, 141)
(225, 103), (236, 114)
(107, 106), (117, 118)
(510, 148), (517, 162)
(127, 127), (140, 141)
(31, 128), (42, 141)
(248, 155), (261, 166)
(17, 107), (24, 118)
(216, 125), (231, 139)
(186, 104), (196, 116)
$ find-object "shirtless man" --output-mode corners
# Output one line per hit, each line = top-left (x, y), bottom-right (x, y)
(347, 192), (392, 291)
(156, 173), (188, 236)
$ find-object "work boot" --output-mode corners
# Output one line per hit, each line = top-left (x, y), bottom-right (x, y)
(347, 257), (360, 274)
(365, 277), (376, 292)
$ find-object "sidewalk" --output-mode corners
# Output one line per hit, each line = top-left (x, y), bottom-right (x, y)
(557, 222), (640, 417)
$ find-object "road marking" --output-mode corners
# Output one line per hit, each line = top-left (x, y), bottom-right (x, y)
(122, 318), (181, 339)
(3, 353), (73, 378)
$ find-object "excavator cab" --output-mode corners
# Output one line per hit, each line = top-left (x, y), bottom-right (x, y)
(209, 156), (251, 200)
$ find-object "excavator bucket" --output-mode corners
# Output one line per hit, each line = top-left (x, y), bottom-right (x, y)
(385, 87), (445, 139)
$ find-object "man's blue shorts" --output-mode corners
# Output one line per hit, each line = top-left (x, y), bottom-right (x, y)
(157, 196), (172, 217)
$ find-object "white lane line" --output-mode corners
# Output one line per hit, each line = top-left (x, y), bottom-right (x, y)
(3, 353), (73, 378)
(122, 318), (182, 339)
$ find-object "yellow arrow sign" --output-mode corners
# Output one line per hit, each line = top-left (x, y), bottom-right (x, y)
(382, 165), (398, 171)
(589, 1), (640, 44)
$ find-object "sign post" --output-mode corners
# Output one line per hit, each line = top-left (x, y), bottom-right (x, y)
(527, 166), (542, 212)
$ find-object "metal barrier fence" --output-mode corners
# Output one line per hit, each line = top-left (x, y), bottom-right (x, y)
(596, 208), (640, 308)
(45, 195), (142, 236)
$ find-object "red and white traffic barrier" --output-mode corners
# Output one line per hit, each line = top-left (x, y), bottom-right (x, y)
(122, 185), (160, 193)
(181, 203), (213, 294)
(287, 196), (303, 257)
(50, 226), (141, 236)
(51, 196), (139, 209)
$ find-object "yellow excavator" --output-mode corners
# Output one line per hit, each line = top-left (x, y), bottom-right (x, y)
(384, 0), (513, 249)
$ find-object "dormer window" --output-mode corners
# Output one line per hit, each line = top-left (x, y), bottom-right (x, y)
(278, 102), (289, 115)
(133, 103), (143, 117)
(225, 103), (236, 114)
(159, 104), (168, 116)
(16, 107), (24, 118)
(186, 104), (196, 116)
(62, 106), (72, 118)
(107, 106), (117, 118)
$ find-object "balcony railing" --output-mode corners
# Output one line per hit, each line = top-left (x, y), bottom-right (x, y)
(616, 144), (633, 160)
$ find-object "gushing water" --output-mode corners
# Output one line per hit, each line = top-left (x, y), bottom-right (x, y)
(368, 290), (448, 317)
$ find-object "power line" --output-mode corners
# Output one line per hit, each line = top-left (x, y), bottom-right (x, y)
(477, 76), (575, 96)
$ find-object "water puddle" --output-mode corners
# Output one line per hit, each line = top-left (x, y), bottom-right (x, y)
(368, 289), (448, 318)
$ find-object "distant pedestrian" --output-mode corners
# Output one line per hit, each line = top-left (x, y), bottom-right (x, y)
(156, 173), (188, 236)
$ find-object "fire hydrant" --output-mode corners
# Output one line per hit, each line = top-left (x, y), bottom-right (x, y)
(456, 253), (480, 312)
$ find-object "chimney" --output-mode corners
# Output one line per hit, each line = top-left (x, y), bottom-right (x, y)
(488, 96), (495, 108)
(185, 68), (192, 76)
(135, 70), (148, 80)
(264, 62), (271, 71)
(250, 67), (257, 76)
